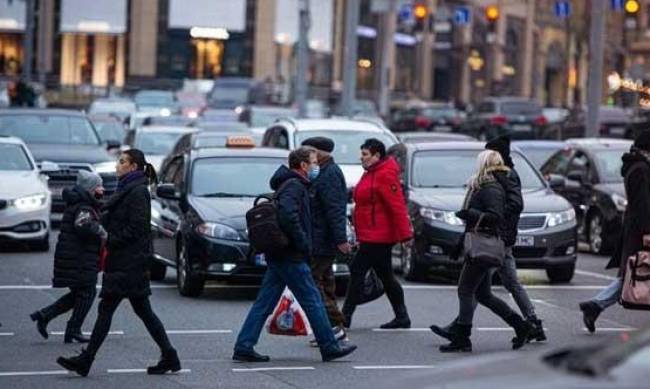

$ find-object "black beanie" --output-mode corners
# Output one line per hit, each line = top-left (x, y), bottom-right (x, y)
(633, 130), (650, 152)
(485, 136), (513, 167)
(301, 136), (335, 153)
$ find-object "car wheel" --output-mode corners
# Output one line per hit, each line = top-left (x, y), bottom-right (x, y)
(31, 234), (50, 252)
(149, 260), (167, 281)
(588, 212), (613, 255)
(176, 241), (205, 297)
(546, 263), (575, 284)
(401, 244), (425, 282)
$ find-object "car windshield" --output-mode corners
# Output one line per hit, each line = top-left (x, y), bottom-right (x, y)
(0, 114), (100, 145)
(517, 147), (563, 169)
(411, 150), (545, 189)
(134, 131), (186, 155)
(135, 93), (174, 107)
(502, 101), (542, 116)
(593, 149), (627, 183)
(193, 133), (242, 148)
(90, 101), (135, 115)
(93, 121), (124, 142)
(250, 109), (297, 127)
(0, 143), (33, 171)
(294, 130), (397, 164)
(191, 157), (285, 196)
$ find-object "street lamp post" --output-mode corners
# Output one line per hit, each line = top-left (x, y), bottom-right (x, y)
(586, 0), (606, 138)
(295, 0), (311, 118)
(341, 0), (360, 117)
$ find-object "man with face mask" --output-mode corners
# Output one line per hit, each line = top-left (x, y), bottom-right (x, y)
(31, 170), (107, 344)
(301, 137), (352, 346)
(233, 147), (357, 363)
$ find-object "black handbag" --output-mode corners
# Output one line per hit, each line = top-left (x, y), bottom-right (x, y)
(356, 269), (384, 305)
(463, 214), (505, 267)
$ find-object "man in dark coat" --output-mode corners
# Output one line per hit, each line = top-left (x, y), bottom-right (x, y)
(301, 137), (351, 345)
(30, 170), (106, 343)
(233, 147), (357, 363)
(580, 132), (650, 333)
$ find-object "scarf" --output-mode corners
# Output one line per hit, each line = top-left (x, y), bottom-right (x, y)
(117, 170), (145, 192)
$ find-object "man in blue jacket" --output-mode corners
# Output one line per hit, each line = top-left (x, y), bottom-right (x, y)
(233, 147), (357, 363)
(301, 137), (352, 345)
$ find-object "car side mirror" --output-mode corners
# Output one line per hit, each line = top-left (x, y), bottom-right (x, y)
(156, 183), (180, 200)
(567, 170), (585, 183)
(547, 174), (565, 190)
(105, 140), (121, 150)
(39, 160), (60, 173)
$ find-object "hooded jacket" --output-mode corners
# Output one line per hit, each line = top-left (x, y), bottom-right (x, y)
(607, 149), (650, 276)
(353, 157), (412, 244)
(458, 168), (507, 237)
(268, 165), (312, 262)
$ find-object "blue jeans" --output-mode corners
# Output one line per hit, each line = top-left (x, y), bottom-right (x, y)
(234, 259), (338, 355)
(592, 277), (623, 310)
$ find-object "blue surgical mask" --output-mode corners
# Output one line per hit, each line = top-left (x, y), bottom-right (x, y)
(308, 165), (320, 181)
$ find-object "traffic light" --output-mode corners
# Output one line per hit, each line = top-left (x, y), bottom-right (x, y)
(625, 0), (640, 14)
(413, 3), (428, 32)
(485, 4), (500, 32)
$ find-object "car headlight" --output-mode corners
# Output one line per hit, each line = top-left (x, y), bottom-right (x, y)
(419, 207), (464, 226)
(11, 193), (47, 211)
(93, 162), (116, 174)
(611, 193), (627, 212)
(196, 222), (242, 241)
(160, 108), (171, 117)
(547, 208), (576, 227)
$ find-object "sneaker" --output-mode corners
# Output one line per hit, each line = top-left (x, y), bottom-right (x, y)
(309, 326), (348, 348)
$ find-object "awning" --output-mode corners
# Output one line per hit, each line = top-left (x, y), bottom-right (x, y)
(60, 0), (127, 34)
(0, 1), (26, 32)
(168, 0), (246, 32)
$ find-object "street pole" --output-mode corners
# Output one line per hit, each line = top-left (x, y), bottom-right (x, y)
(37, 0), (47, 86)
(296, 0), (311, 118)
(586, 0), (606, 138)
(22, 0), (36, 82)
(342, 0), (360, 117)
(378, 0), (396, 117)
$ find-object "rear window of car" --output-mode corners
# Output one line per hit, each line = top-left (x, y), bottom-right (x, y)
(501, 102), (542, 116)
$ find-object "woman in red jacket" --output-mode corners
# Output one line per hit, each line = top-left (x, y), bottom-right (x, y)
(342, 138), (413, 329)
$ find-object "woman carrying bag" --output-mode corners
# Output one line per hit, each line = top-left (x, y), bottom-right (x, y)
(432, 150), (532, 353)
(56, 149), (180, 377)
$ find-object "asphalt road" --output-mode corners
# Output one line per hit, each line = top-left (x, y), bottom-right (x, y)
(1, 232), (648, 389)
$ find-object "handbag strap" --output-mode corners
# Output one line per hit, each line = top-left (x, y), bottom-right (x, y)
(472, 213), (484, 233)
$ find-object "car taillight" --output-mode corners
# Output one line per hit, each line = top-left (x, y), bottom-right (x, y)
(414, 116), (432, 129)
(490, 115), (508, 126)
(534, 115), (548, 126)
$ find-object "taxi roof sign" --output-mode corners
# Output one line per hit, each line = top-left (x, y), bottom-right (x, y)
(226, 135), (255, 148)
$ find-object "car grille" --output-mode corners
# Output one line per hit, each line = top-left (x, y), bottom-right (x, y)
(513, 247), (547, 258)
(518, 215), (547, 232)
(0, 200), (6, 210)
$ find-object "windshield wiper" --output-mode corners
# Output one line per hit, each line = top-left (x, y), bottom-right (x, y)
(200, 192), (256, 198)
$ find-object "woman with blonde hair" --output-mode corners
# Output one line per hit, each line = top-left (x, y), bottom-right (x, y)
(432, 150), (533, 353)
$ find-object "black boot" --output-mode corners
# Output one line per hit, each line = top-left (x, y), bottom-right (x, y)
(57, 348), (94, 377)
(147, 349), (181, 375)
(526, 317), (547, 343)
(380, 306), (411, 329)
(430, 318), (458, 341)
(29, 311), (49, 339)
(439, 324), (472, 353)
(341, 304), (355, 329)
(579, 301), (602, 334)
(505, 314), (533, 350)
(64, 329), (90, 344)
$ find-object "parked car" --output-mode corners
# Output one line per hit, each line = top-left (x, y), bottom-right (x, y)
(462, 97), (547, 140)
(0, 109), (119, 221)
(541, 138), (631, 254)
(512, 140), (567, 169)
(0, 136), (52, 251)
(399, 141), (577, 283)
(397, 132), (475, 144)
(391, 102), (464, 133)
(151, 142), (351, 296)
(549, 106), (632, 140)
(127, 126), (197, 172)
(261, 117), (398, 187)
(88, 97), (136, 124)
(134, 90), (177, 116)
(239, 105), (298, 128)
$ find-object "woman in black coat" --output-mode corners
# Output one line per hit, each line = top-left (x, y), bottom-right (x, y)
(431, 150), (532, 353)
(580, 134), (650, 333)
(57, 149), (180, 377)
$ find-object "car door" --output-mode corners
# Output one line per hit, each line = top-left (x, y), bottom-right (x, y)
(541, 147), (575, 200)
(564, 151), (594, 230)
(157, 156), (184, 262)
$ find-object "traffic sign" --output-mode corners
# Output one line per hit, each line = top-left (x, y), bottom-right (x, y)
(554, 1), (571, 18)
(611, 0), (624, 11)
(454, 6), (471, 25)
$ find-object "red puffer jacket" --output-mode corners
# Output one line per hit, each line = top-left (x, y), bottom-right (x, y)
(353, 157), (413, 244)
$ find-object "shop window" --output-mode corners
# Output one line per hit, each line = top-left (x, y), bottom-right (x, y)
(191, 39), (224, 79)
(0, 33), (23, 76)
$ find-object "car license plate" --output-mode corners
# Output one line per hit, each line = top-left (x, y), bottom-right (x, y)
(516, 236), (534, 247)
(254, 253), (267, 266)
(610, 126), (625, 135)
(512, 125), (531, 132)
(434, 125), (452, 132)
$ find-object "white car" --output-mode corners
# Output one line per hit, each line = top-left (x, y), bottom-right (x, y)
(0, 136), (53, 251)
(261, 118), (398, 187)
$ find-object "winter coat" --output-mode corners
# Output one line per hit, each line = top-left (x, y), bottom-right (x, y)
(309, 157), (348, 257)
(492, 167), (524, 247)
(268, 166), (312, 262)
(100, 176), (152, 298)
(459, 173), (506, 237)
(607, 150), (650, 277)
(52, 186), (104, 289)
(353, 157), (412, 244)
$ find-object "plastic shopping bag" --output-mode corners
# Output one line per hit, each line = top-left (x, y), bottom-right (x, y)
(267, 287), (312, 336)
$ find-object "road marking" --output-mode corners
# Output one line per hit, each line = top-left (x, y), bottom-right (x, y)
(353, 365), (435, 370)
(583, 327), (637, 332)
(107, 368), (191, 374)
(0, 332), (14, 336)
(166, 329), (232, 334)
(372, 327), (545, 332)
(50, 331), (124, 336)
(232, 367), (315, 372)
(0, 370), (68, 377)
(575, 270), (617, 281)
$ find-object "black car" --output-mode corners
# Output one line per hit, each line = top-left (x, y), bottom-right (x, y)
(391, 103), (464, 133)
(150, 145), (351, 297)
(0, 109), (119, 220)
(462, 97), (547, 140)
(541, 138), (631, 254)
(547, 106), (632, 140)
(399, 142), (577, 283)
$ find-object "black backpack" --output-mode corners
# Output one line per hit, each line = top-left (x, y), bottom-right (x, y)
(246, 179), (295, 254)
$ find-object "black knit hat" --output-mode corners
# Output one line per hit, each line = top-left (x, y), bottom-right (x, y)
(485, 135), (513, 167)
(633, 130), (650, 152)
(301, 136), (335, 153)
